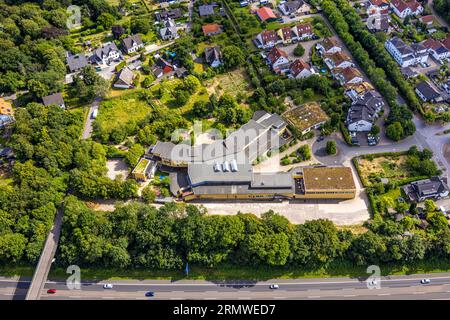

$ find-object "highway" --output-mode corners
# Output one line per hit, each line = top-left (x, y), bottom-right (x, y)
(2, 274), (450, 300)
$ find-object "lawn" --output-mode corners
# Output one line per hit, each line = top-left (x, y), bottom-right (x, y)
(204, 68), (252, 99)
(358, 155), (412, 187)
(95, 92), (152, 133)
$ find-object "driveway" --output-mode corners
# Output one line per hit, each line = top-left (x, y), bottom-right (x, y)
(81, 96), (101, 140)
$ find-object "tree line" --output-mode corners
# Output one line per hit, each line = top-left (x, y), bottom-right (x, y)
(320, 0), (416, 141)
(54, 198), (450, 270)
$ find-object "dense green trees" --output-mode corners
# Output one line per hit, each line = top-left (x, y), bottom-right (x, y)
(433, 0), (450, 25)
(326, 140), (337, 155)
(56, 199), (450, 270)
(293, 44), (305, 57)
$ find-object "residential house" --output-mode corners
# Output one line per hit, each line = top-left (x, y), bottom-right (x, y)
(152, 58), (174, 78)
(324, 51), (354, 70)
(155, 8), (182, 21)
(390, 0), (423, 19)
(282, 102), (329, 135)
(401, 66), (418, 78)
(278, 27), (293, 44)
(421, 38), (450, 62)
(334, 67), (363, 85)
(113, 67), (135, 89)
(122, 34), (144, 54)
(204, 46), (222, 68)
(66, 52), (88, 73)
(419, 15), (436, 28)
(90, 42), (122, 66)
(385, 36), (428, 67)
(443, 36), (450, 51)
(42, 92), (65, 109)
(202, 23), (222, 36)
(316, 38), (341, 55)
(255, 30), (281, 49)
(344, 82), (375, 102)
(267, 47), (290, 73)
(415, 81), (442, 102)
(367, 14), (391, 33)
(289, 59), (314, 79)
(368, 0), (390, 14)
(292, 23), (313, 40)
(346, 90), (384, 132)
(402, 176), (449, 202)
(160, 20), (179, 40)
(198, 4), (215, 17)
(278, 0), (310, 16)
(256, 7), (277, 22)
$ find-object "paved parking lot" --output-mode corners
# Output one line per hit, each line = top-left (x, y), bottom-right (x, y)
(281, 39), (320, 63)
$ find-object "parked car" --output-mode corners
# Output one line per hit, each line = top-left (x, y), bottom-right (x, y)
(47, 289), (56, 294)
(269, 284), (279, 289)
(103, 283), (113, 289)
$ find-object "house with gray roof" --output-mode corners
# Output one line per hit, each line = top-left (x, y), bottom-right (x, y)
(90, 42), (122, 66)
(122, 34), (144, 54)
(204, 46), (222, 68)
(415, 81), (442, 102)
(198, 4), (215, 16)
(159, 20), (179, 40)
(113, 67), (135, 89)
(346, 91), (384, 132)
(66, 52), (88, 73)
(42, 92), (65, 109)
(403, 176), (449, 202)
(385, 36), (428, 67)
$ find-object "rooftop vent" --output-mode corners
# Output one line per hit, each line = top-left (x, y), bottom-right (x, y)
(222, 161), (230, 172)
(230, 159), (238, 172)
(213, 163), (222, 172)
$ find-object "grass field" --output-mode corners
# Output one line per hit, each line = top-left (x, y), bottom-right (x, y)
(359, 155), (412, 187)
(204, 68), (252, 99)
(95, 92), (151, 133)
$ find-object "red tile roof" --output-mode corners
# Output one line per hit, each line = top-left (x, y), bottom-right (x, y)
(202, 23), (221, 35)
(260, 30), (279, 44)
(290, 59), (310, 76)
(257, 7), (277, 21)
(296, 23), (312, 36)
(267, 47), (288, 65)
(420, 15), (435, 24)
(444, 36), (450, 51)
(280, 27), (292, 40)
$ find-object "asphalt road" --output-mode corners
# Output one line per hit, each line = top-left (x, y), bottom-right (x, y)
(2, 274), (450, 300)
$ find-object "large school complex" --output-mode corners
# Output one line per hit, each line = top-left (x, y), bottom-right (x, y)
(140, 110), (357, 201)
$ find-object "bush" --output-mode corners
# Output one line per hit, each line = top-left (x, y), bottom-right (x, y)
(142, 186), (157, 203)
(326, 140), (337, 155)
(293, 44), (305, 57)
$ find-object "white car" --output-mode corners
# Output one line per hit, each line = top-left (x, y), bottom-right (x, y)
(103, 283), (114, 289)
(269, 284), (279, 289)
(420, 279), (431, 284)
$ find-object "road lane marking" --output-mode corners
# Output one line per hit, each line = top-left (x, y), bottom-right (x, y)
(377, 293), (391, 296)
(307, 296), (321, 299)
(343, 295), (356, 297)
(413, 292), (425, 294)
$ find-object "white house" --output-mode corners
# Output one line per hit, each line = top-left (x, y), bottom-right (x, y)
(289, 59), (314, 79)
(255, 30), (281, 49)
(385, 36), (428, 67)
(324, 51), (354, 70)
(421, 38), (450, 62)
(122, 34), (144, 54)
(316, 38), (341, 55)
(291, 23), (313, 40)
(204, 46), (222, 68)
(347, 91), (384, 132)
(334, 67), (363, 85)
(267, 47), (290, 73)
(390, 0), (423, 19)
(90, 42), (122, 66)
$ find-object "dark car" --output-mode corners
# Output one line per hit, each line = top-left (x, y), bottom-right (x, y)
(145, 291), (155, 297)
